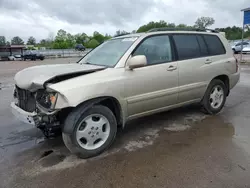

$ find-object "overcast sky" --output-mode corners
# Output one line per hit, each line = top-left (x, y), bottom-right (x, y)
(0, 0), (249, 42)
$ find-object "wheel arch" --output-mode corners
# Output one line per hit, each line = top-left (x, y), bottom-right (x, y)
(212, 75), (230, 96)
(62, 96), (124, 135)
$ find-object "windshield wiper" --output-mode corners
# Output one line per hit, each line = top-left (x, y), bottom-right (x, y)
(84, 62), (108, 67)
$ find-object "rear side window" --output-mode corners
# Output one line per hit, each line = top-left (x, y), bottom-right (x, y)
(173, 34), (200, 60)
(197, 35), (209, 56)
(203, 35), (226, 56)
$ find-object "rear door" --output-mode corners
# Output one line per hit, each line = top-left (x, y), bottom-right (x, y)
(175, 34), (227, 104)
(203, 34), (233, 75)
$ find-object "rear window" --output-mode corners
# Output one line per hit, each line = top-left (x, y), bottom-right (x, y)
(203, 35), (226, 56)
(173, 34), (200, 60)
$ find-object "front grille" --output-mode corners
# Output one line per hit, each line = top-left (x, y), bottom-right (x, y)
(15, 86), (36, 112)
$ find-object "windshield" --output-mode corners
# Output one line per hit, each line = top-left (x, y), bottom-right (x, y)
(79, 37), (138, 67)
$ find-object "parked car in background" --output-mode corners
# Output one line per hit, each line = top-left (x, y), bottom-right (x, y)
(231, 41), (250, 54)
(23, 51), (45, 61)
(8, 55), (23, 61)
(11, 28), (240, 159)
(75, 44), (86, 51)
(242, 46), (250, 54)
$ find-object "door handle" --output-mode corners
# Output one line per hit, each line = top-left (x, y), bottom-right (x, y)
(205, 59), (212, 64)
(167, 65), (177, 71)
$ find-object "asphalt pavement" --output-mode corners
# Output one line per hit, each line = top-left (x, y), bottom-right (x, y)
(0, 59), (250, 188)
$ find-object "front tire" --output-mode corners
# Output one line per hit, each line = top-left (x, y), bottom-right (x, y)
(62, 105), (117, 159)
(201, 79), (227, 115)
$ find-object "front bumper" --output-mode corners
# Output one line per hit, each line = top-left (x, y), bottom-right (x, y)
(11, 102), (37, 125)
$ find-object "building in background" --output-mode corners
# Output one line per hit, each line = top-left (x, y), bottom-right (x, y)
(0, 45), (25, 60)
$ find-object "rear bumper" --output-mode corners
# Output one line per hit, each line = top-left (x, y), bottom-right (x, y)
(229, 71), (240, 90)
(11, 102), (37, 125)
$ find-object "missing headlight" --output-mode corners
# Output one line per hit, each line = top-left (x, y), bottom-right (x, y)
(36, 90), (58, 109)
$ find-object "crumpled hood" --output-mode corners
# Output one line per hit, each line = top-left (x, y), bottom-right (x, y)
(14, 63), (105, 91)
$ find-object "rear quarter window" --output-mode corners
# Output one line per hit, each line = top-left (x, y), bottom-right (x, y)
(203, 35), (226, 56)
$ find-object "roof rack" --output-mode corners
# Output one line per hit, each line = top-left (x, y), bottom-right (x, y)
(147, 27), (219, 33)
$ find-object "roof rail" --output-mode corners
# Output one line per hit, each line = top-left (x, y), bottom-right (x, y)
(147, 27), (219, 33)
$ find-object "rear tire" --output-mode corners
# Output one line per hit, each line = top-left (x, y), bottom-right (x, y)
(62, 105), (117, 159)
(201, 79), (227, 115)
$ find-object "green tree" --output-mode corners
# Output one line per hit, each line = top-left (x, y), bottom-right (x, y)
(0, 36), (6, 46)
(104, 33), (112, 40)
(54, 29), (70, 49)
(11, 36), (24, 45)
(75, 33), (88, 44)
(136, 20), (173, 33)
(84, 37), (90, 44)
(114, 30), (130, 37)
(93, 31), (106, 43)
(55, 29), (67, 42)
(215, 26), (250, 40)
(6, 41), (10, 45)
(176, 24), (193, 29)
(85, 39), (100, 48)
(136, 20), (194, 33)
(27, 36), (36, 45)
(194, 17), (215, 29)
(38, 38), (54, 49)
(66, 33), (76, 48)
(216, 26), (241, 40)
(53, 41), (69, 49)
(40, 39), (47, 45)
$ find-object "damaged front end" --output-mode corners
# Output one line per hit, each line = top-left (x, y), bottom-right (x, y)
(13, 86), (63, 137)
(11, 63), (106, 137)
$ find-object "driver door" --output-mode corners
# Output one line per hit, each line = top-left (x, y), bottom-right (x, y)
(124, 35), (179, 119)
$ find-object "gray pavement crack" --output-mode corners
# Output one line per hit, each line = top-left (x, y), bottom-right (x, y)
(0, 139), (34, 149)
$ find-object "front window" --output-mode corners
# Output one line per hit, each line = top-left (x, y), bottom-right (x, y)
(79, 37), (138, 67)
(133, 35), (173, 65)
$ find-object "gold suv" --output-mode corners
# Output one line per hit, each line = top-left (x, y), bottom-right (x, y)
(11, 28), (240, 158)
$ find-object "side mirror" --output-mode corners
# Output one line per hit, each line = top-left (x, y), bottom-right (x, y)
(127, 55), (147, 70)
